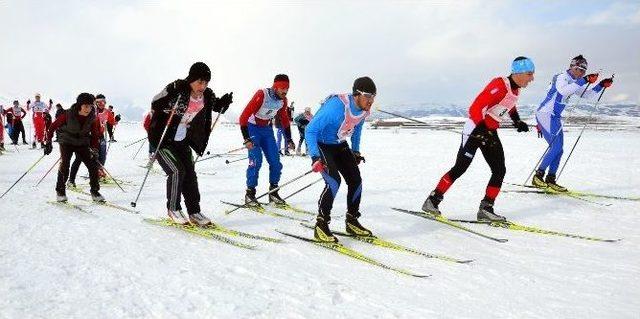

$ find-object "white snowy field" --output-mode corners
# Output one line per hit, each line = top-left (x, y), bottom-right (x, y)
(1, 120), (639, 319)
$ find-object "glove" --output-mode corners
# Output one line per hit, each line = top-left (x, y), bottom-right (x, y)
(115, 114), (121, 122)
(27, 100), (31, 105)
(49, 98), (53, 104)
(583, 73), (599, 84)
(90, 148), (99, 160)
(287, 139), (295, 151)
(311, 156), (326, 173)
(536, 124), (542, 138)
(43, 142), (53, 155)
(514, 120), (529, 132)
(353, 151), (366, 165)
(243, 138), (254, 150)
(215, 92), (233, 114)
(471, 121), (490, 145)
(599, 78), (613, 88)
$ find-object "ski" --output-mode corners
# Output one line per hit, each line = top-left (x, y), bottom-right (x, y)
(205, 223), (283, 243)
(503, 183), (639, 202)
(144, 218), (256, 250)
(300, 223), (472, 264)
(448, 219), (621, 243)
(76, 197), (140, 214)
(259, 202), (315, 216)
(276, 230), (430, 278)
(391, 207), (509, 243)
(47, 200), (93, 214)
(221, 201), (309, 222)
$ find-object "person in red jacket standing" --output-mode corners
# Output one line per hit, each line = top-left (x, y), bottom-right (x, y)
(422, 57), (535, 222)
(238, 74), (295, 206)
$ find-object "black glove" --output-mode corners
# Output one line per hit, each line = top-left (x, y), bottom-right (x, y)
(471, 121), (490, 145)
(49, 98), (53, 104)
(215, 92), (233, 114)
(43, 142), (53, 155)
(353, 151), (366, 165)
(115, 114), (121, 122)
(90, 148), (99, 160)
(599, 78), (613, 88)
(514, 120), (529, 132)
(27, 99), (31, 105)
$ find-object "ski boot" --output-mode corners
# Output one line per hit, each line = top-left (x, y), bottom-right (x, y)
(314, 216), (338, 243)
(168, 209), (189, 225)
(90, 190), (106, 203)
(0, 143), (5, 151)
(477, 199), (506, 222)
(22, 141), (28, 145)
(66, 181), (77, 189)
(421, 191), (443, 216)
(56, 191), (68, 202)
(31, 141), (36, 149)
(531, 169), (547, 188)
(345, 213), (373, 237)
(545, 174), (567, 192)
(268, 184), (286, 206)
(245, 188), (260, 207)
(189, 212), (213, 227)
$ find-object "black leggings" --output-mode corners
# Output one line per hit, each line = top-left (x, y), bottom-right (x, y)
(57, 144), (100, 193)
(448, 131), (505, 188)
(317, 142), (362, 222)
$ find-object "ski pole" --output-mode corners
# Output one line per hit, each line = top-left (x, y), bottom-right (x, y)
(557, 75), (613, 181)
(124, 136), (147, 148)
(194, 111), (223, 163)
(375, 107), (500, 145)
(132, 139), (146, 160)
(1, 154), (46, 199)
(34, 156), (61, 187)
(523, 83), (595, 185)
(131, 95), (181, 207)
(196, 145), (247, 163)
(283, 177), (323, 200)
(225, 156), (248, 165)
(226, 169), (314, 214)
(96, 162), (126, 193)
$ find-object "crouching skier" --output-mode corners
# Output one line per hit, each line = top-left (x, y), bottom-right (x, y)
(422, 57), (535, 222)
(44, 93), (105, 203)
(305, 76), (376, 242)
(149, 62), (233, 226)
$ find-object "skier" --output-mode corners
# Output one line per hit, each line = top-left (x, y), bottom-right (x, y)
(422, 57), (534, 222)
(106, 105), (119, 142)
(43, 93), (105, 202)
(0, 105), (4, 151)
(68, 93), (109, 185)
(148, 62), (233, 225)
(142, 110), (154, 158)
(30, 93), (51, 148)
(238, 74), (295, 206)
(305, 76), (376, 242)
(274, 112), (289, 155)
(294, 107), (313, 155)
(7, 100), (28, 145)
(532, 55), (614, 191)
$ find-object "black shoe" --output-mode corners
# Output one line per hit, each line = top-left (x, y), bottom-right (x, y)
(245, 188), (260, 207)
(23, 141), (28, 145)
(345, 213), (373, 237)
(90, 191), (106, 202)
(545, 174), (567, 192)
(532, 169), (547, 188)
(421, 191), (442, 215)
(314, 217), (338, 243)
(477, 200), (506, 222)
(268, 184), (286, 205)
(56, 191), (68, 202)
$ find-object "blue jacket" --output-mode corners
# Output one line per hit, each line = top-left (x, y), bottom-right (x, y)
(305, 94), (367, 158)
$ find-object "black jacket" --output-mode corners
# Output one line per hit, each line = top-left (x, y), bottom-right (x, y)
(58, 103), (96, 147)
(148, 79), (225, 156)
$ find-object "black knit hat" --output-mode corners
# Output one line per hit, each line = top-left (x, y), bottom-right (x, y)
(76, 93), (95, 105)
(95, 93), (106, 100)
(186, 62), (211, 83)
(353, 76), (376, 95)
(570, 55), (588, 70)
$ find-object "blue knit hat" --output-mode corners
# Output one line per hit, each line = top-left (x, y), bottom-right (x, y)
(511, 57), (535, 74)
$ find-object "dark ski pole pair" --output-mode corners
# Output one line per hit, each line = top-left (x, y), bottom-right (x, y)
(124, 137), (147, 148)
(225, 169), (314, 215)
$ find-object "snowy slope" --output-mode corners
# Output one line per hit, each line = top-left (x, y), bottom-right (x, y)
(1, 122), (639, 318)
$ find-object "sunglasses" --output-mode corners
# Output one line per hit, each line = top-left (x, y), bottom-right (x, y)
(356, 90), (376, 99)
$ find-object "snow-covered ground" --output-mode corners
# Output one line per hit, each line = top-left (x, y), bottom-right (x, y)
(1, 121), (639, 318)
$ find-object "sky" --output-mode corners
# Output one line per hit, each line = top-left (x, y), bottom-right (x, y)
(0, 0), (638, 120)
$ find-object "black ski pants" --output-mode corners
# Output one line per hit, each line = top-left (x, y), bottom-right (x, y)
(317, 142), (362, 222)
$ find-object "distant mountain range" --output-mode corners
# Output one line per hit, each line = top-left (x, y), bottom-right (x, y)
(373, 102), (640, 119)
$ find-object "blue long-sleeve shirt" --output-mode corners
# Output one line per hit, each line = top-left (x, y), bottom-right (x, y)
(305, 94), (367, 158)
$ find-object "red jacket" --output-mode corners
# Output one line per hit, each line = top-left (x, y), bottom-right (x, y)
(468, 77), (520, 130)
